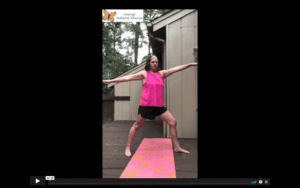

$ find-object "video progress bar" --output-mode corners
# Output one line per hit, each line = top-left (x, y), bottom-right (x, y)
(47, 178), (269, 186)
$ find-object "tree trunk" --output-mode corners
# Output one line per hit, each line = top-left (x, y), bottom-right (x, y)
(135, 35), (138, 65)
(148, 11), (153, 56)
(113, 24), (116, 68)
(134, 22), (140, 66)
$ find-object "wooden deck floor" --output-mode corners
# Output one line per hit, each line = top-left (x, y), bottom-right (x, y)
(103, 120), (197, 178)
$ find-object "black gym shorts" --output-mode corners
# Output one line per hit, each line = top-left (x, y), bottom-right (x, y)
(137, 105), (168, 120)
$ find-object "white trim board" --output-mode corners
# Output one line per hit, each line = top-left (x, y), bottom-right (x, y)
(151, 9), (182, 25)
(153, 9), (196, 32)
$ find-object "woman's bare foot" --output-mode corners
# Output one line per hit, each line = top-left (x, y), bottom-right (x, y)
(174, 147), (190, 154)
(125, 146), (132, 157)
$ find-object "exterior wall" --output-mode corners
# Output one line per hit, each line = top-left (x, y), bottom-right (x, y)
(102, 94), (114, 125)
(114, 80), (130, 120)
(129, 78), (143, 120)
(166, 10), (198, 138)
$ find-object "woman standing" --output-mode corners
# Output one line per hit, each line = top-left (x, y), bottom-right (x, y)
(103, 54), (197, 157)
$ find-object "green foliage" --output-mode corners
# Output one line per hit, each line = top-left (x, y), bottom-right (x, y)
(122, 22), (145, 65)
(103, 22), (129, 94)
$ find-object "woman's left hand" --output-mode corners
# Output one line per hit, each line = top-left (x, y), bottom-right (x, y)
(190, 62), (198, 66)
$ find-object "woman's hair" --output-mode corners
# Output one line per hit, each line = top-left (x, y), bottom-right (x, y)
(144, 54), (161, 71)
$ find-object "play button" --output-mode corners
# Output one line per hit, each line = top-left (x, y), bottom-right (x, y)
(30, 176), (45, 186)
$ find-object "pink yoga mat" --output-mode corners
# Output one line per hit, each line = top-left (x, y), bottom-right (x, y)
(120, 138), (176, 178)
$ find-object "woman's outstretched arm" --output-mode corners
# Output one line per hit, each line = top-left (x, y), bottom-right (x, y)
(103, 71), (144, 84)
(162, 62), (198, 78)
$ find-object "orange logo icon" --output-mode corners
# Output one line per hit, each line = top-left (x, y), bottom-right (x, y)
(103, 9), (116, 22)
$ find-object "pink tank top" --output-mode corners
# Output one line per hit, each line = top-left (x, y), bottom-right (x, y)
(139, 71), (164, 107)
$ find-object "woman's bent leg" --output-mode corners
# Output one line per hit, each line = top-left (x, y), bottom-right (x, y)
(125, 115), (146, 157)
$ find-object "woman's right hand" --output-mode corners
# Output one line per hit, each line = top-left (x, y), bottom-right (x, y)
(102, 80), (111, 83)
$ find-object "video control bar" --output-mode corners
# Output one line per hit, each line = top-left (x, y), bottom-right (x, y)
(31, 177), (270, 186)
